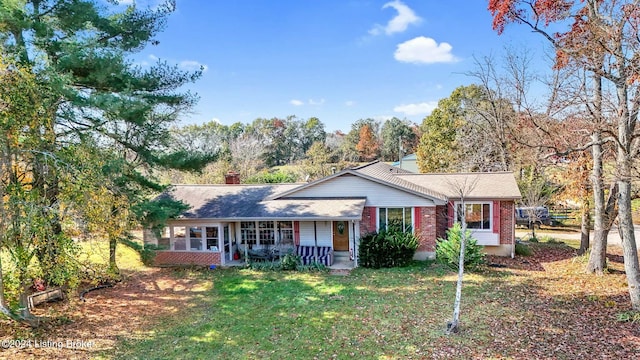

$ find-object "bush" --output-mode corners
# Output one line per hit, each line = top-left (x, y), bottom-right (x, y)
(296, 262), (328, 272)
(436, 223), (485, 271)
(515, 242), (532, 256)
(280, 253), (301, 270)
(120, 236), (159, 266)
(358, 226), (419, 268)
(248, 260), (281, 271)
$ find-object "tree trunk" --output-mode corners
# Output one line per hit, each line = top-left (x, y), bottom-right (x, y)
(587, 131), (608, 273)
(109, 235), (119, 275)
(531, 221), (537, 240)
(448, 200), (466, 334)
(617, 161), (640, 310)
(13, 280), (41, 327)
(579, 197), (591, 255)
(0, 255), (5, 308)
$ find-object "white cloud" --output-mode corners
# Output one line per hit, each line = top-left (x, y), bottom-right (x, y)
(369, 0), (421, 36)
(394, 36), (458, 64)
(179, 60), (208, 72)
(210, 117), (221, 124)
(393, 101), (438, 116)
(373, 115), (395, 122)
(308, 98), (325, 106)
(345, 100), (356, 107)
(290, 99), (304, 106)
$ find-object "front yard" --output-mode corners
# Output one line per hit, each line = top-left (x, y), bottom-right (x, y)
(1, 241), (639, 359)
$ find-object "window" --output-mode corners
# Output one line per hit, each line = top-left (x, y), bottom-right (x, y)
(206, 226), (219, 251)
(159, 227), (170, 249)
(456, 202), (491, 230)
(173, 226), (186, 250)
(189, 226), (203, 251)
(378, 207), (413, 232)
(240, 221), (256, 245)
(259, 221), (275, 245)
(167, 224), (221, 251)
(278, 221), (294, 245)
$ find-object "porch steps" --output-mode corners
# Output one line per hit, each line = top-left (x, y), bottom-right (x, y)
(331, 251), (354, 273)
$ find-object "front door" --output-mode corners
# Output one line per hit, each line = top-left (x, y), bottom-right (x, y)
(333, 221), (349, 251)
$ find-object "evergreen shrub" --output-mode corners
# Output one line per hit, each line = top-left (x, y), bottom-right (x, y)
(359, 225), (419, 268)
(436, 223), (485, 271)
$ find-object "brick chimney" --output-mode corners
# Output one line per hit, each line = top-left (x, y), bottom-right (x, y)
(224, 171), (240, 184)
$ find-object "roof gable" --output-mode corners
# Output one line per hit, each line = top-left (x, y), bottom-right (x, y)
(270, 161), (447, 204)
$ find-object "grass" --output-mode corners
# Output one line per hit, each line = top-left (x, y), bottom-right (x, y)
(75, 237), (148, 273)
(112, 264), (507, 359)
(3, 236), (638, 359)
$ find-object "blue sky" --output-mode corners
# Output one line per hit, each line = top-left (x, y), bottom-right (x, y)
(131, 0), (549, 132)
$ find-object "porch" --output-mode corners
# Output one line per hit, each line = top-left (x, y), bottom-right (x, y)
(222, 249), (355, 270)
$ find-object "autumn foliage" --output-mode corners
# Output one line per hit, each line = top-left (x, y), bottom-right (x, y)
(356, 124), (379, 161)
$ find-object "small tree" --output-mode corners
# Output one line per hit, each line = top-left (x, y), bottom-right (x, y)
(436, 223), (485, 272)
(517, 171), (556, 240)
(444, 176), (478, 334)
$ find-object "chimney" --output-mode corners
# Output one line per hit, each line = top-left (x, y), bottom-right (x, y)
(224, 171), (240, 184)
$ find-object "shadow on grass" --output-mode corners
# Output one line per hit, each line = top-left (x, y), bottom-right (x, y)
(109, 256), (638, 359)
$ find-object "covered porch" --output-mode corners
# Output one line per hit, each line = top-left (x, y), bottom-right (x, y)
(145, 197), (366, 268)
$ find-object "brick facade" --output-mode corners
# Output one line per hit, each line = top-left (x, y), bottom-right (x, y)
(415, 207), (437, 252)
(154, 251), (221, 266)
(359, 206), (377, 236)
(499, 201), (515, 245)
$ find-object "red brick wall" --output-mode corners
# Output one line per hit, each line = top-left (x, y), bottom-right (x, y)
(154, 251), (221, 266)
(499, 201), (515, 245)
(360, 206), (377, 236)
(415, 207), (437, 252)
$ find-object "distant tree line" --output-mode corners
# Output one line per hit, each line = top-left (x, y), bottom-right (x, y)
(165, 116), (419, 183)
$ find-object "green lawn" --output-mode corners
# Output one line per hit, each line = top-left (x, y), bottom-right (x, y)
(2, 240), (637, 359)
(108, 244), (637, 359)
(112, 264), (504, 359)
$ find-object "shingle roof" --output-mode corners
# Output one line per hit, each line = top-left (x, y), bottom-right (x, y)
(159, 162), (520, 221)
(396, 172), (521, 199)
(351, 161), (448, 201)
(159, 184), (365, 220)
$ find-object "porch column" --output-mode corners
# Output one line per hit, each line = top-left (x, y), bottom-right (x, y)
(313, 221), (318, 263)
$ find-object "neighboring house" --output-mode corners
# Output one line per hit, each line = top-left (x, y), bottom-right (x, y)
(143, 161), (521, 267)
(391, 153), (419, 173)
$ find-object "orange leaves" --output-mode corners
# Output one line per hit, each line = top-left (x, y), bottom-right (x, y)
(490, 0), (575, 34)
(488, 0), (519, 34)
(534, 0), (573, 25)
(355, 124), (379, 162)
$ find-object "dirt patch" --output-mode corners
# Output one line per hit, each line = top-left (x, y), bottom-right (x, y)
(0, 268), (210, 359)
(2, 245), (639, 359)
(487, 242), (578, 271)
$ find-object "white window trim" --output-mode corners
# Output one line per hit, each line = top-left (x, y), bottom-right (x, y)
(169, 224), (222, 252)
(241, 220), (292, 247)
(454, 201), (493, 232)
(376, 207), (414, 233)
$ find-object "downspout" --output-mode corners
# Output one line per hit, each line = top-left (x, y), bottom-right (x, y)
(511, 204), (515, 259)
